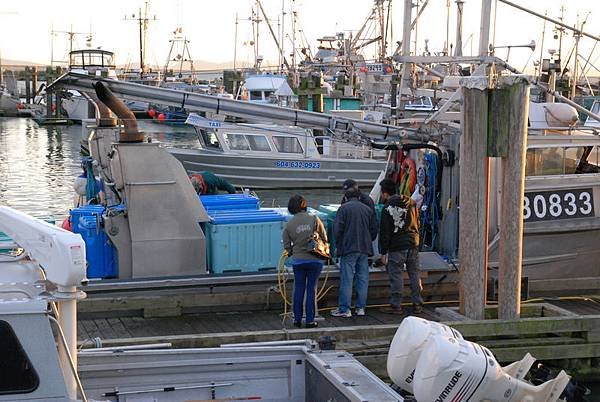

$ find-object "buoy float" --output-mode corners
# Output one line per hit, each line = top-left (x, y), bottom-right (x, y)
(157, 113), (166, 122)
(148, 108), (156, 117)
(61, 218), (72, 232)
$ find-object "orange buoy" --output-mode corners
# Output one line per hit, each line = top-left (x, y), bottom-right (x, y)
(61, 218), (72, 231)
(148, 108), (156, 117)
(157, 113), (166, 122)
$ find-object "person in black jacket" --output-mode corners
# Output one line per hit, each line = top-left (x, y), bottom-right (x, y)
(378, 178), (423, 315)
(340, 179), (375, 212)
(330, 188), (378, 317)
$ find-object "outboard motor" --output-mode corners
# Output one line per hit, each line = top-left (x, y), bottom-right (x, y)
(387, 317), (535, 395)
(387, 317), (463, 393)
(413, 335), (569, 402)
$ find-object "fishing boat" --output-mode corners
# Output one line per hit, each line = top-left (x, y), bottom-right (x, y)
(171, 113), (387, 189)
(487, 102), (600, 285)
(61, 49), (118, 122)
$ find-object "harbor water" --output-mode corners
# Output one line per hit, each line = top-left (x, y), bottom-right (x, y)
(0, 117), (341, 219)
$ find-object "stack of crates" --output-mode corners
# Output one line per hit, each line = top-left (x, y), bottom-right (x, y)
(201, 194), (287, 274)
(69, 205), (118, 279)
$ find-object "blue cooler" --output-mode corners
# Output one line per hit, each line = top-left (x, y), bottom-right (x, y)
(78, 216), (118, 279)
(206, 209), (285, 274)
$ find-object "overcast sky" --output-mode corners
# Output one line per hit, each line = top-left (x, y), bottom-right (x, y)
(0, 0), (598, 73)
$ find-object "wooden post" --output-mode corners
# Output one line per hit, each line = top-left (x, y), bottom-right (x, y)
(498, 79), (529, 319)
(25, 67), (31, 104)
(459, 82), (490, 320)
(32, 66), (38, 99)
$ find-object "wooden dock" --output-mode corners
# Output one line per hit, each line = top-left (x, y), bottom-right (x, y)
(77, 297), (600, 381)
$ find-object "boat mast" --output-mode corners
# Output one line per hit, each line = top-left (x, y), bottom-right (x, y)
(125, 1), (155, 79)
(234, 13), (239, 71)
(454, 0), (464, 56)
(256, 0), (290, 71)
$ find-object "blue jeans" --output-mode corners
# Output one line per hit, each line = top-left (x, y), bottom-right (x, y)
(292, 261), (323, 324)
(338, 253), (369, 313)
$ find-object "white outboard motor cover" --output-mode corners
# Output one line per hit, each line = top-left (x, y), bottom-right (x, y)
(413, 335), (515, 402)
(413, 335), (570, 402)
(387, 316), (463, 393)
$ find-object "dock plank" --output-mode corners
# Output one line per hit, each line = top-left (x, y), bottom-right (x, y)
(93, 318), (119, 339)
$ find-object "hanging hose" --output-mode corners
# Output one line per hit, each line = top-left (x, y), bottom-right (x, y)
(276, 251), (333, 321)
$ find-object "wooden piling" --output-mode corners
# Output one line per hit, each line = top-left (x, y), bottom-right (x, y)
(24, 67), (31, 104)
(498, 79), (529, 319)
(459, 83), (490, 320)
(32, 66), (38, 99)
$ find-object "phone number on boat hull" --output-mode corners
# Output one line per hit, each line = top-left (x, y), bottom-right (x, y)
(524, 188), (595, 222)
(275, 161), (321, 169)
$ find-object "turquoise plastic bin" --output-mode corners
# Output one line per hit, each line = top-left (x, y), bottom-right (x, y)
(206, 210), (286, 273)
(317, 204), (341, 258)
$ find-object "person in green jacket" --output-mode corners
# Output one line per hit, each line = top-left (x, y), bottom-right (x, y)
(190, 171), (236, 195)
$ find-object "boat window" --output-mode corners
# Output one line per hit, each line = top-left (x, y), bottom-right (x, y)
(223, 133), (251, 151)
(526, 146), (600, 176)
(250, 91), (263, 101)
(272, 136), (304, 153)
(564, 147), (585, 174)
(264, 91), (274, 98)
(245, 135), (272, 151)
(201, 131), (221, 149)
(0, 320), (39, 394)
(526, 147), (564, 176)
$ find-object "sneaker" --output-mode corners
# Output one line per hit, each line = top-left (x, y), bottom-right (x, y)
(413, 304), (424, 314)
(379, 306), (404, 315)
(293, 322), (302, 328)
(330, 308), (352, 318)
(356, 308), (366, 316)
(305, 322), (318, 328)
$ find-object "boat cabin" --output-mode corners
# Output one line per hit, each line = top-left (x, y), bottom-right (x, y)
(68, 49), (117, 79)
(195, 123), (321, 159)
(243, 74), (293, 105)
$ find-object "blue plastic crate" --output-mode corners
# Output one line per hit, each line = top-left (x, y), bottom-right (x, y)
(205, 210), (286, 273)
(78, 215), (118, 279)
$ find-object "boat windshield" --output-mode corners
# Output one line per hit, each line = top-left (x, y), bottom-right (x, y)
(526, 146), (600, 176)
(250, 91), (263, 101)
(200, 131), (221, 149)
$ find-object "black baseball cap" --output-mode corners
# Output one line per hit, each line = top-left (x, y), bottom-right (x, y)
(342, 179), (357, 191)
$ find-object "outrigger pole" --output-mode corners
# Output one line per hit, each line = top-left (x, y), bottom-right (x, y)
(48, 72), (432, 142)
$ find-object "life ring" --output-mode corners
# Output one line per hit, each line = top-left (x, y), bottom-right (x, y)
(399, 157), (417, 196)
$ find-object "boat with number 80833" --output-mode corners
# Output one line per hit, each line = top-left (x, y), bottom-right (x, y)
(488, 101), (600, 285)
(169, 113), (388, 189)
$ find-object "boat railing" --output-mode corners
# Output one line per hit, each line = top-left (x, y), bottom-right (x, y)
(316, 135), (385, 160)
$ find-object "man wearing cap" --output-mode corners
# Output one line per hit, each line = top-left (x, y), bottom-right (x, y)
(341, 179), (375, 212)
